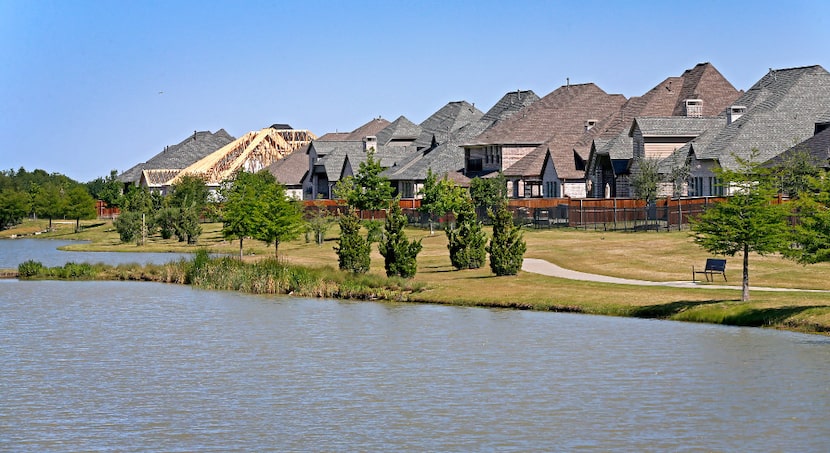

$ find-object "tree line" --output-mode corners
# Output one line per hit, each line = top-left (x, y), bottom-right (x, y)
(0, 168), (96, 231)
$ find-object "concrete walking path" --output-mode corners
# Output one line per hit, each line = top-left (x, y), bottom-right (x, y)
(521, 258), (830, 293)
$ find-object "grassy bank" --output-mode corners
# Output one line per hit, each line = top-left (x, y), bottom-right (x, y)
(5, 218), (830, 334)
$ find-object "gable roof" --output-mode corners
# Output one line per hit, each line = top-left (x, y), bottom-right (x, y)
(587, 63), (743, 177)
(268, 145), (309, 186)
(498, 83), (627, 179)
(413, 101), (483, 149)
(469, 83), (625, 146)
(118, 129), (236, 183)
(175, 127), (315, 185)
(375, 116), (421, 147)
(689, 65), (830, 170)
(384, 90), (540, 182)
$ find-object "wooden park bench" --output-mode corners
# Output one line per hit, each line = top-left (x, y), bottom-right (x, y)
(692, 258), (727, 282)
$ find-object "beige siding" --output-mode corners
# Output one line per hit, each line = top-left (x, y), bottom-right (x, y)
(502, 146), (537, 170)
(644, 142), (685, 159)
(563, 181), (587, 198)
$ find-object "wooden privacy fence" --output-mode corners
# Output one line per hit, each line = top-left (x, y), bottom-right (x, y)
(302, 197), (728, 231)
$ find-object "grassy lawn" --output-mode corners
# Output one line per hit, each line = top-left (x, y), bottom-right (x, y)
(4, 218), (830, 334)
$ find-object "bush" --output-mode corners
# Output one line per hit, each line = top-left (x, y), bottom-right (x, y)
(18, 260), (44, 278)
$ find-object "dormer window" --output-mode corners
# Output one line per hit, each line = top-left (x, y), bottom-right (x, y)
(584, 119), (597, 131)
(685, 99), (703, 118)
(727, 106), (746, 124)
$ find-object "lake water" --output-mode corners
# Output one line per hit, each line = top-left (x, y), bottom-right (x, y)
(0, 238), (192, 268)
(2, 275), (829, 451)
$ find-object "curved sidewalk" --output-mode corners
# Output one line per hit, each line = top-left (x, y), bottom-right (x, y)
(522, 258), (829, 293)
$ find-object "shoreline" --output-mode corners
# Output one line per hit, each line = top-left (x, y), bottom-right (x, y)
(4, 219), (830, 336)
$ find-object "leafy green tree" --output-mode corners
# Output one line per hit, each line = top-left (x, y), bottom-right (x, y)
(174, 207), (201, 244)
(259, 176), (304, 258)
(784, 172), (830, 264)
(155, 207), (178, 240)
(470, 173), (507, 217)
(378, 201), (422, 278)
(691, 153), (790, 301)
(113, 211), (144, 244)
(304, 201), (333, 245)
(31, 184), (65, 229)
(631, 157), (661, 206)
(122, 185), (155, 215)
(169, 174), (209, 212)
(487, 202), (526, 276)
(86, 170), (123, 209)
(221, 170), (268, 260)
(419, 169), (465, 234)
(0, 189), (30, 230)
(770, 147), (821, 198)
(446, 194), (487, 270)
(63, 185), (97, 232)
(335, 209), (371, 273)
(338, 150), (394, 217)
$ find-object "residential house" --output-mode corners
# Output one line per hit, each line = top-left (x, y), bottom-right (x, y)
(586, 63), (742, 197)
(383, 95), (539, 199)
(171, 125), (315, 195)
(464, 83), (626, 198)
(118, 129), (236, 193)
(268, 148), (310, 199)
(667, 65), (830, 196)
(306, 102), (484, 200)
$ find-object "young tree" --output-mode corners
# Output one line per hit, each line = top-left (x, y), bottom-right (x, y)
(31, 184), (65, 229)
(770, 147), (821, 198)
(419, 169), (465, 234)
(631, 157), (661, 206)
(259, 177), (304, 259)
(487, 202), (526, 276)
(470, 173), (507, 217)
(221, 170), (268, 260)
(784, 172), (830, 264)
(691, 153), (790, 301)
(339, 150), (394, 217)
(445, 194), (487, 270)
(86, 170), (123, 209)
(174, 207), (201, 244)
(169, 174), (210, 212)
(334, 209), (371, 273)
(63, 185), (97, 232)
(305, 201), (334, 245)
(378, 201), (422, 278)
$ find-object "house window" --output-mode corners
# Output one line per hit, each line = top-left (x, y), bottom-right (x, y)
(689, 176), (704, 196)
(524, 182), (543, 198)
(544, 181), (559, 198)
(401, 182), (415, 199)
(708, 177), (724, 196)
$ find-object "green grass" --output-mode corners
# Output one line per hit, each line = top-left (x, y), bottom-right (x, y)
(5, 218), (830, 335)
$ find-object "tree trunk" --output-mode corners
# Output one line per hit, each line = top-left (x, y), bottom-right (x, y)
(75, 218), (80, 233)
(274, 240), (280, 259)
(742, 243), (750, 302)
(239, 238), (244, 260)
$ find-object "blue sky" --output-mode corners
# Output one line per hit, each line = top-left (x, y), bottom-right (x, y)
(1, 0), (828, 182)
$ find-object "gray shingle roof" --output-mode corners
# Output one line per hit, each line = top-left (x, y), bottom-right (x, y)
(384, 90), (541, 182)
(630, 117), (725, 137)
(689, 65), (830, 170)
(118, 129), (236, 183)
(375, 116), (421, 147)
(268, 145), (309, 186)
(413, 101), (483, 149)
(764, 126), (830, 169)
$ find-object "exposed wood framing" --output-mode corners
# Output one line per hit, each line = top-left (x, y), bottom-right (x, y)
(171, 128), (316, 185)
